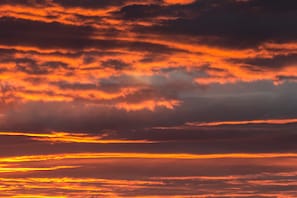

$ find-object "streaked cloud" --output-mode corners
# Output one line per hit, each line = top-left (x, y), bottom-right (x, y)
(0, 131), (154, 143)
(187, 118), (297, 127)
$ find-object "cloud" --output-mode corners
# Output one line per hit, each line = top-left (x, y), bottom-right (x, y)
(52, 0), (129, 9)
(116, 99), (181, 111)
(0, 17), (95, 49)
(275, 75), (297, 85)
(0, 0), (48, 6)
(232, 54), (297, 70)
(15, 59), (71, 75)
(133, 0), (297, 48)
(101, 59), (131, 70)
(0, 1), (297, 197)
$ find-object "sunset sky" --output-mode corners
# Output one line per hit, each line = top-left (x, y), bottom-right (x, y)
(0, 0), (297, 197)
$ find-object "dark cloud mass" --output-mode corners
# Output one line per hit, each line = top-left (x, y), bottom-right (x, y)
(233, 54), (297, 69)
(0, 0), (48, 6)
(101, 59), (131, 70)
(53, 0), (129, 9)
(133, 0), (297, 48)
(0, 17), (95, 49)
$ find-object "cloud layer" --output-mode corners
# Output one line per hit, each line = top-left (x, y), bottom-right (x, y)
(0, 0), (297, 197)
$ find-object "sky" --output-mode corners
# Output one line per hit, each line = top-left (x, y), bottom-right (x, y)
(0, 0), (297, 197)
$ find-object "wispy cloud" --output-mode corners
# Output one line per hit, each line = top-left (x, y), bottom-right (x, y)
(187, 118), (297, 127)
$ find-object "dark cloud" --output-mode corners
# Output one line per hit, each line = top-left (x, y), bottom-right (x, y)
(2, 0), (297, 49)
(0, 0), (48, 6)
(0, 48), (16, 57)
(0, 17), (95, 49)
(245, 0), (297, 13)
(0, 17), (184, 54)
(101, 59), (131, 70)
(15, 58), (71, 75)
(52, 0), (129, 9)
(51, 75), (139, 93)
(116, 4), (162, 20)
(233, 54), (297, 70)
(51, 81), (97, 91)
(115, 4), (188, 20)
(0, 0), (129, 8)
(15, 58), (39, 74)
(132, 0), (297, 48)
(277, 75), (297, 82)
(0, 48), (16, 65)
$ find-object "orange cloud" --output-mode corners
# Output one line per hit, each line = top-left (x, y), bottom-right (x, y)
(12, 196), (67, 198)
(116, 99), (181, 111)
(2, 152), (297, 163)
(187, 118), (297, 127)
(0, 131), (154, 144)
(0, 165), (77, 173)
(163, 0), (196, 5)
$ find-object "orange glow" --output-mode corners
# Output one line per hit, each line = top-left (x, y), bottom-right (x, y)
(0, 131), (154, 144)
(164, 0), (196, 5)
(1, 152), (297, 163)
(0, 166), (77, 173)
(0, 177), (163, 186)
(12, 196), (67, 198)
(195, 76), (238, 85)
(187, 118), (297, 127)
(0, 177), (163, 197)
(116, 99), (181, 111)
